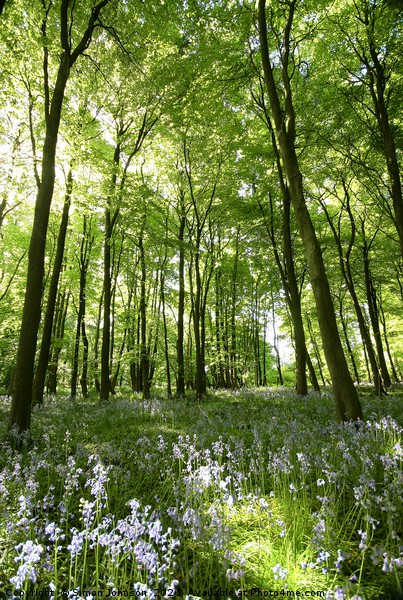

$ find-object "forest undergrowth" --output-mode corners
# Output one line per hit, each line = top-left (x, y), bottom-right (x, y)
(0, 387), (402, 600)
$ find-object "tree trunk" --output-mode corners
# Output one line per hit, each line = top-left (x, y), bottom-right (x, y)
(271, 292), (284, 386)
(8, 56), (70, 439)
(256, 107), (308, 394)
(230, 226), (240, 389)
(319, 190), (384, 395)
(7, 0), (112, 441)
(307, 315), (326, 387)
(100, 142), (120, 402)
(47, 289), (69, 395)
(32, 168), (72, 407)
(161, 272), (172, 398)
(80, 319), (89, 398)
(71, 216), (93, 398)
(100, 204), (112, 402)
(139, 221), (150, 399)
(93, 291), (103, 393)
(361, 227), (391, 388)
(176, 205), (186, 397)
(214, 268), (226, 388)
(306, 349), (320, 392)
(365, 35), (403, 258)
(379, 300), (399, 383)
(258, 0), (362, 421)
(192, 243), (205, 399)
(337, 295), (360, 384)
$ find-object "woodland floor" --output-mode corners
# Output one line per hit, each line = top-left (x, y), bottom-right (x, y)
(0, 386), (402, 599)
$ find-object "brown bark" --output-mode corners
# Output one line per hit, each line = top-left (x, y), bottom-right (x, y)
(139, 218), (150, 399)
(320, 189), (384, 395)
(306, 350), (320, 392)
(379, 299), (400, 383)
(161, 272), (172, 398)
(71, 215), (93, 399)
(230, 226), (240, 389)
(80, 319), (89, 398)
(361, 222), (391, 388)
(176, 193), (186, 397)
(100, 142), (120, 402)
(270, 291), (284, 386)
(254, 93), (308, 395)
(258, 0), (362, 420)
(306, 316), (326, 386)
(33, 168), (72, 407)
(259, 189), (307, 394)
(47, 289), (69, 395)
(337, 294), (360, 384)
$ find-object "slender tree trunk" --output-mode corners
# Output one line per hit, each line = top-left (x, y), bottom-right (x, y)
(215, 269), (226, 388)
(365, 38), (403, 258)
(148, 267), (162, 390)
(230, 226), (240, 389)
(361, 229), (391, 388)
(101, 143), (120, 402)
(282, 185), (307, 394)
(192, 241), (204, 399)
(71, 216), (93, 398)
(71, 312), (81, 399)
(32, 168), (72, 407)
(307, 316), (326, 386)
(320, 190), (384, 395)
(139, 222), (150, 399)
(108, 235), (124, 394)
(338, 295), (360, 384)
(256, 109), (308, 394)
(47, 289), (69, 395)
(186, 318), (194, 389)
(363, 341), (372, 383)
(259, 0), (362, 420)
(176, 206), (186, 397)
(161, 271), (172, 398)
(379, 300), (399, 383)
(100, 205), (112, 402)
(80, 319), (89, 398)
(271, 293), (284, 386)
(262, 307), (267, 386)
(306, 349), (320, 392)
(111, 331), (126, 392)
(93, 291), (103, 393)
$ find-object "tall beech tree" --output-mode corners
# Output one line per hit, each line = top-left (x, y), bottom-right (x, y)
(7, 0), (113, 441)
(258, 0), (362, 421)
(32, 167), (73, 407)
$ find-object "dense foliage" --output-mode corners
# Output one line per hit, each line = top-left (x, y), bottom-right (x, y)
(0, 0), (402, 418)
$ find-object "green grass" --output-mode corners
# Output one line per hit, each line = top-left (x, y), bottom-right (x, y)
(0, 386), (402, 599)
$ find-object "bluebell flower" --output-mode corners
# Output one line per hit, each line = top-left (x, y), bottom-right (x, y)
(10, 540), (44, 589)
(272, 563), (288, 580)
